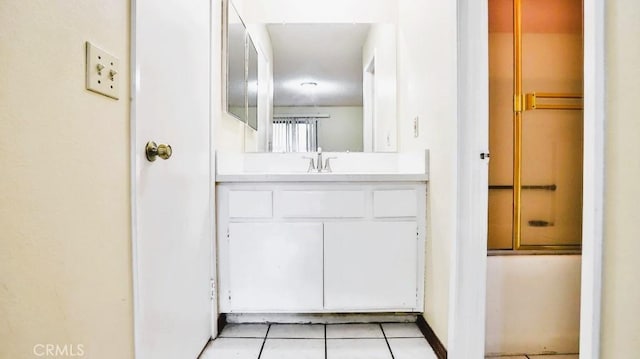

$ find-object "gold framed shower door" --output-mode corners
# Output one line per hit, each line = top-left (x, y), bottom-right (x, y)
(489, 0), (584, 251)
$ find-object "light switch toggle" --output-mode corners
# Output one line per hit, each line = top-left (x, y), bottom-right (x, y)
(85, 41), (119, 99)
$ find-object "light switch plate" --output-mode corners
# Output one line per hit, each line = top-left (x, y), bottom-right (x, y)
(85, 42), (119, 99)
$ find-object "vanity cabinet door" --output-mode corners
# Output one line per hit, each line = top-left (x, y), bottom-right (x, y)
(324, 221), (418, 311)
(228, 222), (324, 312)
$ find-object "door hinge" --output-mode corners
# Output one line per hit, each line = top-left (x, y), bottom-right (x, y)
(210, 279), (216, 300)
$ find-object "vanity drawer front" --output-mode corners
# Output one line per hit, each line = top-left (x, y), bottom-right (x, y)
(373, 190), (417, 217)
(276, 190), (366, 218)
(228, 190), (273, 218)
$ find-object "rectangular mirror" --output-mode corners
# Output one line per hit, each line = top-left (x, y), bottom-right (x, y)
(224, 0), (398, 153)
(244, 22), (397, 153)
(226, 3), (247, 122)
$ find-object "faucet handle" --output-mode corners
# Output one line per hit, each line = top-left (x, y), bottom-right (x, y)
(302, 156), (316, 172)
(323, 157), (338, 173)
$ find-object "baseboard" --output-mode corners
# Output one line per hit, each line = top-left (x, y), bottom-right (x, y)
(217, 313), (228, 335)
(416, 315), (447, 359)
(225, 312), (418, 324)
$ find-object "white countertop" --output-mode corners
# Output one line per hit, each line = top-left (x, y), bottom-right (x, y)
(216, 172), (429, 183)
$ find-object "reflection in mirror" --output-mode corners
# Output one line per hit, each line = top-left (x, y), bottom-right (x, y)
(226, 3), (247, 122)
(247, 37), (258, 130)
(244, 23), (396, 153)
(269, 24), (368, 152)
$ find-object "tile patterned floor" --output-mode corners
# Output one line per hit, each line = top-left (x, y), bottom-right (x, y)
(200, 323), (438, 359)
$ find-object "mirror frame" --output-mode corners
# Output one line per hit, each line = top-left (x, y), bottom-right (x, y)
(224, 1), (247, 123)
(247, 36), (258, 130)
(224, 0), (259, 132)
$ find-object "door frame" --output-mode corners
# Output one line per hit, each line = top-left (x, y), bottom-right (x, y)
(452, 0), (606, 357)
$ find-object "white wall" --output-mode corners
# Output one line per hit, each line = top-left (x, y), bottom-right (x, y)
(0, 0), (133, 358)
(363, 24), (398, 152)
(396, 0), (458, 347)
(274, 106), (364, 152)
(600, 0), (640, 356)
(485, 256), (581, 355)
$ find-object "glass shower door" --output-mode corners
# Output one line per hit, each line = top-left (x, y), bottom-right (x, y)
(519, 0), (583, 248)
(488, 0), (583, 250)
(488, 0), (515, 249)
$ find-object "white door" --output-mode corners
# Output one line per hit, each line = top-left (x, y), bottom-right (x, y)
(132, 0), (212, 358)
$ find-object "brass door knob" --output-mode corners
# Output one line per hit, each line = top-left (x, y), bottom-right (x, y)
(145, 141), (172, 162)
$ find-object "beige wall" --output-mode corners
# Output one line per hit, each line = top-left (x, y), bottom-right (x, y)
(601, 0), (640, 356)
(397, 0), (458, 347)
(0, 0), (133, 358)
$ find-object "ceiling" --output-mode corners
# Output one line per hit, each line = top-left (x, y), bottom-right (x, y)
(267, 23), (371, 107)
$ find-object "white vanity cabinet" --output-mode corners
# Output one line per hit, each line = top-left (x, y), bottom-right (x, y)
(216, 182), (426, 313)
(228, 222), (324, 311)
(324, 221), (418, 310)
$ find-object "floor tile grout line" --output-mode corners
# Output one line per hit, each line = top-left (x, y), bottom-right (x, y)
(380, 323), (395, 359)
(326, 337), (387, 340)
(266, 337), (325, 340)
(256, 324), (271, 359)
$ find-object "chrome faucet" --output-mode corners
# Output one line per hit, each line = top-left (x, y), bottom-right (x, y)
(316, 147), (323, 173)
(302, 147), (321, 172)
(302, 147), (336, 173)
(323, 156), (337, 172)
(302, 155), (316, 172)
